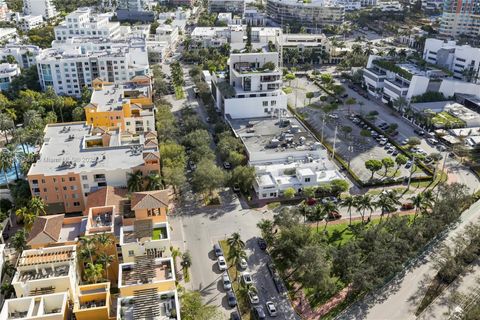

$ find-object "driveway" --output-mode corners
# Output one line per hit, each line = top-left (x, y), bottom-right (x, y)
(169, 191), (299, 319)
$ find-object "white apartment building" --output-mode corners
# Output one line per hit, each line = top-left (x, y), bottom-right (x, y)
(423, 38), (480, 84)
(54, 8), (121, 41)
(363, 55), (448, 105)
(13, 13), (44, 31)
(117, 0), (147, 11)
(439, 0), (480, 38)
(0, 1), (9, 22)
(155, 24), (179, 47)
(0, 44), (41, 69)
(0, 292), (68, 320)
(0, 28), (18, 42)
(229, 116), (342, 199)
(208, 0), (245, 15)
(212, 52), (287, 119)
(37, 38), (149, 96)
(378, 1), (403, 11)
(0, 63), (20, 91)
(11, 246), (78, 300)
(23, 0), (57, 20)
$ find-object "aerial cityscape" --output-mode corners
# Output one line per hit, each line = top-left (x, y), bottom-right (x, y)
(0, 0), (478, 319)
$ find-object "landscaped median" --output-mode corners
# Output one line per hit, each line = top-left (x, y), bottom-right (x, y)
(219, 240), (252, 320)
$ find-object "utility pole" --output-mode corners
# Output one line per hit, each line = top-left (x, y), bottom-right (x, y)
(332, 126), (338, 160)
(320, 116), (325, 142)
(407, 155), (415, 190)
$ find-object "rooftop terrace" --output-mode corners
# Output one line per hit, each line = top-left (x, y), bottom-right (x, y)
(120, 257), (174, 287)
(90, 82), (152, 112)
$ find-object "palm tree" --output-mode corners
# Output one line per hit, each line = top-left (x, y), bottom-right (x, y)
(19, 152), (36, 175)
(228, 247), (247, 280)
(79, 236), (96, 265)
(11, 230), (26, 253)
(387, 47), (397, 57)
(94, 233), (113, 250)
(0, 147), (14, 189)
(310, 204), (327, 232)
(97, 252), (114, 281)
(127, 170), (144, 192)
(29, 197), (46, 216)
(322, 201), (338, 231)
(341, 195), (356, 225)
(227, 232), (245, 251)
(6, 144), (19, 180)
(22, 210), (37, 232)
(356, 194), (373, 223)
(375, 193), (395, 222)
(145, 173), (162, 191)
(422, 189), (435, 212)
(84, 263), (104, 284)
(410, 193), (424, 222)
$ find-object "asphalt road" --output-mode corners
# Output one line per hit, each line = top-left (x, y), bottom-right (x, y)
(169, 191), (299, 320)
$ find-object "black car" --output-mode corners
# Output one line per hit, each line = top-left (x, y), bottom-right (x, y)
(253, 306), (266, 320)
(213, 243), (223, 257)
(414, 129), (425, 136)
(227, 291), (237, 307)
(257, 238), (267, 250)
(231, 311), (241, 320)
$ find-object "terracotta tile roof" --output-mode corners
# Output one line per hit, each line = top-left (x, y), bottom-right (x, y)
(86, 186), (129, 212)
(143, 151), (160, 160)
(131, 190), (169, 210)
(27, 214), (65, 246)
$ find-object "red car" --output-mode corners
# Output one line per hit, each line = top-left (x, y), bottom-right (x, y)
(401, 203), (414, 210)
(327, 211), (342, 220)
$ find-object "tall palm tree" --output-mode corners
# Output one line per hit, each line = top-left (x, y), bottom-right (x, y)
(410, 193), (425, 222)
(0, 147), (14, 189)
(356, 194), (373, 223)
(29, 197), (46, 216)
(127, 170), (144, 192)
(322, 201), (338, 231)
(97, 252), (114, 281)
(94, 233), (113, 250)
(19, 152), (36, 175)
(310, 204), (327, 232)
(22, 210), (37, 232)
(375, 194), (395, 222)
(422, 189), (435, 212)
(341, 195), (356, 225)
(6, 144), (19, 180)
(79, 236), (96, 265)
(145, 173), (162, 191)
(84, 263), (104, 284)
(227, 232), (245, 252)
(15, 207), (28, 223)
(228, 247), (247, 280)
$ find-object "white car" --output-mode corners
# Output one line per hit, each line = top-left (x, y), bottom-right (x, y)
(239, 258), (248, 269)
(217, 256), (227, 271)
(242, 272), (253, 285)
(328, 113), (339, 119)
(248, 290), (260, 304)
(266, 301), (277, 316)
(222, 273), (232, 290)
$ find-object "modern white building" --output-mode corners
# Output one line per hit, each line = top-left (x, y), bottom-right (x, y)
(23, 0), (57, 20)
(13, 13), (44, 31)
(378, 1), (403, 11)
(0, 44), (42, 69)
(229, 116), (342, 199)
(117, 0), (147, 11)
(266, 0), (345, 31)
(37, 38), (149, 96)
(0, 292), (69, 320)
(54, 8), (121, 41)
(337, 0), (361, 10)
(363, 55), (449, 104)
(155, 24), (179, 47)
(243, 8), (267, 26)
(0, 0), (9, 22)
(212, 52), (287, 119)
(208, 0), (245, 15)
(0, 63), (20, 91)
(0, 28), (18, 42)
(423, 38), (480, 84)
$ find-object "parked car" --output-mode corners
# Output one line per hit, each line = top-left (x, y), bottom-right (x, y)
(328, 113), (339, 119)
(392, 150), (399, 156)
(266, 301), (277, 317)
(427, 138), (438, 145)
(390, 131), (399, 137)
(242, 272), (253, 285)
(217, 256), (227, 271)
(248, 290), (260, 305)
(401, 202), (414, 210)
(239, 258), (248, 269)
(405, 160), (413, 169)
(327, 211), (342, 220)
(341, 93), (349, 98)
(379, 139), (388, 146)
(437, 145), (447, 152)
(231, 311), (241, 320)
(213, 243), (223, 257)
(233, 184), (240, 192)
(227, 290), (237, 307)
(223, 162), (232, 170)
(257, 238), (267, 250)
(252, 306), (266, 320)
(222, 273), (232, 290)
(414, 129), (425, 136)
(401, 139), (409, 145)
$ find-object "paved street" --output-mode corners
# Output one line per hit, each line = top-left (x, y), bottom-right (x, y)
(169, 191), (299, 320)
(337, 200), (480, 320)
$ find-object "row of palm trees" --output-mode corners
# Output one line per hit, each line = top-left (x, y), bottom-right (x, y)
(300, 189), (435, 230)
(126, 170), (162, 192)
(15, 196), (47, 231)
(78, 234), (116, 284)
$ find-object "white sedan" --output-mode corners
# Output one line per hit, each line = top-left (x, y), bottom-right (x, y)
(217, 256), (227, 271)
(266, 301), (277, 316)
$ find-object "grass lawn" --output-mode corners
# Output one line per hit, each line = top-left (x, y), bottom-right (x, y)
(219, 240), (252, 320)
(152, 227), (166, 240)
(174, 85), (185, 99)
(267, 202), (281, 210)
(411, 171), (447, 189)
(432, 112), (465, 128)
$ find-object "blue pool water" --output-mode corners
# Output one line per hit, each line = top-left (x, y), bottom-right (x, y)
(0, 145), (36, 186)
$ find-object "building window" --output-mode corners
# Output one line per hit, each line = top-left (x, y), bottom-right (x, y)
(83, 184), (89, 189)
(73, 201), (80, 207)
(63, 186), (67, 191)
(32, 179), (38, 184)
(41, 179), (46, 183)
(70, 186), (77, 191)
(128, 250), (135, 257)
(69, 177), (76, 181)
(82, 175), (87, 180)
(262, 101), (268, 107)
(305, 178), (311, 182)
(271, 100), (276, 106)
(72, 193), (78, 199)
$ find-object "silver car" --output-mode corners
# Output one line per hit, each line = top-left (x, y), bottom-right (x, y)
(222, 273), (232, 291)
